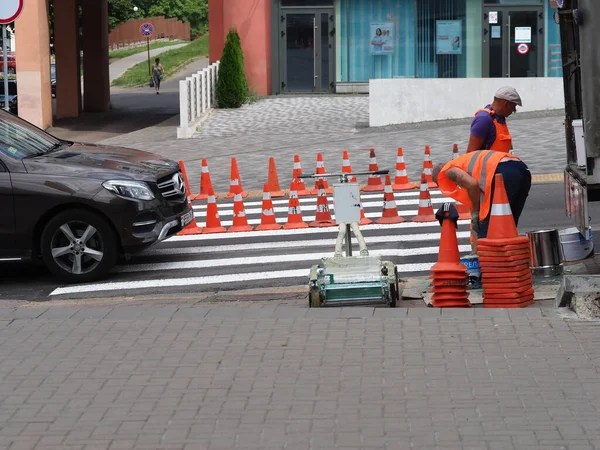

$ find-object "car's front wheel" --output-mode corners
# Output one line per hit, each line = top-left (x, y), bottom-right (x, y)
(40, 209), (119, 284)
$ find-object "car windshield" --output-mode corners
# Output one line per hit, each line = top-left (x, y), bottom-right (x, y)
(0, 111), (62, 159)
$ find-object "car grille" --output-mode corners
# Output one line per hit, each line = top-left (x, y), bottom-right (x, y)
(157, 171), (187, 200)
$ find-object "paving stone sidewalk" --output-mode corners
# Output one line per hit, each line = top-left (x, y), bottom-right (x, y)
(100, 96), (567, 195)
(1, 302), (600, 450)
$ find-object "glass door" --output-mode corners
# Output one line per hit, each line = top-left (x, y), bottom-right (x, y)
(482, 7), (544, 78)
(281, 9), (334, 93)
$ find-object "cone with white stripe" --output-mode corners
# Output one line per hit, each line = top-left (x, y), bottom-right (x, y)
(310, 181), (336, 227)
(283, 181), (309, 229)
(361, 148), (385, 192)
(256, 184), (282, 231)
(227, 192), (254, 232)
(177, 160), (203, 235)
(225, 157), (248, 199)
(341, 150), (357, 182)
(359, 192), (372, 225)
(311, 153), (333, 195)
(392, 147), (416, 191)
(292, 155), (311, 197)
(194, 159), (217, 201)
(422, 146), (437, 188)
(411, 172), (437, 222)
(376, 175), (406, 224)
(202, 187), (227, 234)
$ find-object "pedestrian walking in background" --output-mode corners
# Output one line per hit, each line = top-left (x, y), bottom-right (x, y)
(152, 57), (164, 95)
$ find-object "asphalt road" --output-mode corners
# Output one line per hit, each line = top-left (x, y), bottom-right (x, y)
(1, 182), (598, 303)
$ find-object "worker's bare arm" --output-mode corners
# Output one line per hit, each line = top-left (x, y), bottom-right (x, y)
(445, 168), (481, 212)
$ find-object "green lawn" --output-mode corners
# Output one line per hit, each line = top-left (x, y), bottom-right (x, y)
(111, 34), (209, 88)
(108, 40), (185, 59)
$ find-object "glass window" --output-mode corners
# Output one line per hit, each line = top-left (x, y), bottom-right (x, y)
(281, 0), (333, 6)
(0, 113), (61, 160)
(484, 0), (542, 3)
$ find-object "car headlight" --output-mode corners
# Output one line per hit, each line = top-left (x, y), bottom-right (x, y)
(102, 180), (155, 201)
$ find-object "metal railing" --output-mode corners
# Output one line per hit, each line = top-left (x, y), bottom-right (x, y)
(177, 61), (219, 139)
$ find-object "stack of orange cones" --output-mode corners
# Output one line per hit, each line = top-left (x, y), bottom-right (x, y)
(392, 147), (416, 191)
(361, 148), (385, 192)
(256, 184), (282, 231)
(377, 175), (406, 224)
(311, 153), (333, 195)
(225, 157), (248, 199)
(267, 157), (284, 198)
(412, 173), (437, 222)
(429, 203), (471, 308)
(228, 192), (254, 233)
(177, 160), (203, 235)
(283, 182), (309, 229)
(202, 187), (227, 234)
(194, 159), (216, 201)
(422, 146), (437, 188)
(341, 151), (357, 182)
(292, 155), (312, 197)
(310, 181), (336, 227)
(477, 174), (535, 308)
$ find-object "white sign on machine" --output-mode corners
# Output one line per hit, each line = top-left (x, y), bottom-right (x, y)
(0, 0), (24, 112)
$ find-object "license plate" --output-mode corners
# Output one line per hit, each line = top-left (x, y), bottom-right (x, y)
(180, 210), (194, 227)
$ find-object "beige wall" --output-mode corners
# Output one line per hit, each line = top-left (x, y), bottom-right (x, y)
(15, 0), (52, 129)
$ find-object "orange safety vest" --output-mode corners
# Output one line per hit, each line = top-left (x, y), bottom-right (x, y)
(475, 108), (512, 153)
(438, 150), (521, 219)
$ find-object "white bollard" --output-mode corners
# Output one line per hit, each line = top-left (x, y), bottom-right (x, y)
(179, 79), (189, 129)
(193, 73), (201, 118)
(200, 70), (206, 114)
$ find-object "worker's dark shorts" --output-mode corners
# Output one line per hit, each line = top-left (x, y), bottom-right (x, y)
(478, 160), (531, 239)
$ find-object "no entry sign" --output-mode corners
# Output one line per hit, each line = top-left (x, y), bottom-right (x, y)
(517, 43), (530, 55)
(140, 23), (155, 38)
(0, 0), (24, 25)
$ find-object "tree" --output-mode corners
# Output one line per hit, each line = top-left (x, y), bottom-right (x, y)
(216, 29), (248, 109)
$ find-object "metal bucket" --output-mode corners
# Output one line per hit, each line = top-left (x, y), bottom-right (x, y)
(527, 229), (564, 277)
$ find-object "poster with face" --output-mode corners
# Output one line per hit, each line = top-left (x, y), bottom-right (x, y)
(436, 20), (463, 55)
(370, 22), (394, 55)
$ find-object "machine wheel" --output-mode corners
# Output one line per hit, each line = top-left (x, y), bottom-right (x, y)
(309, 288), (321, 308)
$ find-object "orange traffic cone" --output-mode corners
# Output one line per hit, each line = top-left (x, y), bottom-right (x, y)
(311, 153), (333, 195)
(341, 150), (357, 182)
(412, 172), (437, 222)
(359, 192), (373, 225)
(376, 175), (406, 224)
(256, 184), (282, 231)
(310, 181), (336, 227)
(429, 203), (471, 308)
(283, 182), (309, 229)
(392, 147), (416, 191)
(194, 159), (217, 201)
(422, 146), (437, 188)
(202, 187), (227, 234)
(452, 143), (460, 160)
(267, 157), (284, 198)
(292, 154), (311, 197)
(361, 148), (385, 192)
(177, 160), (203, 235)
(227, 193), (254, 232)
(225, 157), (248, 199)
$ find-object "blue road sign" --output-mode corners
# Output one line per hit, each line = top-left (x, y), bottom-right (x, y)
(140, 23), (154, 38)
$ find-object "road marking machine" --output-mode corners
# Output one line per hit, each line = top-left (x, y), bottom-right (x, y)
(298, 170), (401, 308)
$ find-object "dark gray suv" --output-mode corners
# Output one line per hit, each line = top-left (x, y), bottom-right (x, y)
(0, 110), (193, 283)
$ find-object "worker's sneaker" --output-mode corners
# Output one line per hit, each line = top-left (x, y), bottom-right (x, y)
(466, 276), (482, 290)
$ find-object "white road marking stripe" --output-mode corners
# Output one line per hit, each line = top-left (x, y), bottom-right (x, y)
(169, 220), (471, 241)
(145, 231), (472, 256)
(192, 190), (446, 210)
(195, 196), (452, 217)
(50, 263), (438, 296)
(117, 246), (473, 273)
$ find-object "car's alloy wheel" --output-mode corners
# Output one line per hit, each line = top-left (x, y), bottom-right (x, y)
(41, 209), (118, 283)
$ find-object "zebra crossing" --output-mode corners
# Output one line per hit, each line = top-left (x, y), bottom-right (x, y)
(49, 189), (473, 298)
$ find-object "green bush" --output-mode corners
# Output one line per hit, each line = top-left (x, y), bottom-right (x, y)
(216, 28), (248, 109)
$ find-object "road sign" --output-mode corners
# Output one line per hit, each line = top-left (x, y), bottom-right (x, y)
(0, 0), (24, 25)
(517, 43), (530, 55)
(139, 23), (154, 38)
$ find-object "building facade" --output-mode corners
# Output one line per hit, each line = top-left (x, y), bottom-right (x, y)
(209, 0), (561, 96)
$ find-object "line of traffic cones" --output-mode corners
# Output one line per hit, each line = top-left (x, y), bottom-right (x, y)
(477, 174), (535, 308)
(429, 203), (471, 308)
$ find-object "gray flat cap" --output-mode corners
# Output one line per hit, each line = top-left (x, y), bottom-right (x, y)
(495, 86), (522, 106)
